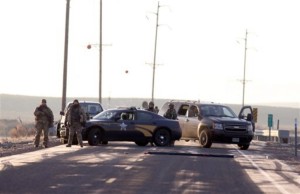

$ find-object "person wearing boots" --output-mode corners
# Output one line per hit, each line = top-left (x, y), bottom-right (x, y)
(65, 99), (86, 147)
(33, 99), (54, 148)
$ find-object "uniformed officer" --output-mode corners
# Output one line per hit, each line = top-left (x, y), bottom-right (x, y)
(33, 99), (54, 148)
(65, 99), (86, 147)
(163, 103), (177, 120)
(146, 101), (156, 113)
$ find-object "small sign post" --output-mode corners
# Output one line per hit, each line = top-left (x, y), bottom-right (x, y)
(268, 114), (273, 141)
(295, 118), (298, 157)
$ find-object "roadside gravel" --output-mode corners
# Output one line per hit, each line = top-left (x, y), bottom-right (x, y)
(0, 136), (61, 157)
(250, 140), (300, 172)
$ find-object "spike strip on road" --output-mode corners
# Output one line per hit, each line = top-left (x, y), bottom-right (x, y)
(145, 151), (234, 158)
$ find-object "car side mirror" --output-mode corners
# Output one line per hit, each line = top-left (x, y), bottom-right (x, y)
(86, 113), (91, 120)
(60, 111), (65, 116)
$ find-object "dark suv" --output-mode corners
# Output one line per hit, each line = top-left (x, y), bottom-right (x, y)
(159, 100), (255, 150)
(57, 101), (104, 143)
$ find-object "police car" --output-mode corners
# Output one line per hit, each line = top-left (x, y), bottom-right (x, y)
(82, 107), (182, 146)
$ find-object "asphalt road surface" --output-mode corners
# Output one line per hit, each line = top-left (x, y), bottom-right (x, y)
(0, 140), (299, 194)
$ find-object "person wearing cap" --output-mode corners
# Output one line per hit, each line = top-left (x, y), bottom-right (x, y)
(65, 99), (86, 147)
(146, 101), (156, 113)
(163, 103), (177, 120)
(33, 99), (54, 148)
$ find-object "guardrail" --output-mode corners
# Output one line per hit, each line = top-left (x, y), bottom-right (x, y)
(255, 129), (278, 137)
(254, 129), (299, 144)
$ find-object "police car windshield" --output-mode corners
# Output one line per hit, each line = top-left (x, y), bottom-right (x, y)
(94, 110), (117, 120)
(200, 105), (237, 118)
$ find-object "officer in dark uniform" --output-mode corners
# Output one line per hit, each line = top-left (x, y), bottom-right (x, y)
(163, 103), (177, 120)
(146, 101), (156, 113)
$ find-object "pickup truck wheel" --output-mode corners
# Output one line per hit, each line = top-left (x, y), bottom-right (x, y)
(238, 144), (250, 150)
(199, 129), (212, 148)
(88, 128), (101, 146)
(153, 128), (171, 146)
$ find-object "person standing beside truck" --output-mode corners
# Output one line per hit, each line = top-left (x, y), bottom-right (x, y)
(163, 103), (177, 120)
(65, 99), (86, 147)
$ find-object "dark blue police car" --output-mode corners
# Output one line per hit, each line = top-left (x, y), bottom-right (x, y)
(82, 107), (182, 146)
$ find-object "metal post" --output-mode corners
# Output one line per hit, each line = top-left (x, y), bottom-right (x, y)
(151, 1), (160, 103)
(242, 29), (248, 107)
(99, 0), (103, 104)
(295, 118), (298, 157)
(269, 127), (271, 141)
(61, 0), (70, 111)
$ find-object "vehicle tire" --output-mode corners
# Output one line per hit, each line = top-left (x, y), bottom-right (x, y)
(153, 128), (171, 147)
(199, 129), (212, 148)
(135, 140), (149, 146)
(238, 144), (250, 150)
(88, 128), (101, 146)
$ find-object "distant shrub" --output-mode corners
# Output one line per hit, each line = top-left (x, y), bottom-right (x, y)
(8, 124), (35, 138)
(0, 119), (19, 137)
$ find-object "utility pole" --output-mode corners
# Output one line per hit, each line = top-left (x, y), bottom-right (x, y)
(88, 0), (110, 103)
(61, 0), (70, 111)
(242, 29), (248, 107)
(151, 1), (160, 103)
(99, 0), (103, 104)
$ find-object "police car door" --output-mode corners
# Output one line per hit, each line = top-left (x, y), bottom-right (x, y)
(114, 111), (136, 141)
(134, 111), (156, 140)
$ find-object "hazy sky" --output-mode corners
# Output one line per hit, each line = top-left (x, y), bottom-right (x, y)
(0, 0), (300, 107)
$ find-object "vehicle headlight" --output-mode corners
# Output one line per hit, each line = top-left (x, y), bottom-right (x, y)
(247, 124), (253, 132)
(213, 123), (223, 130)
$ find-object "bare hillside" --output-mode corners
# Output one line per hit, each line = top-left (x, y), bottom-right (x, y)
(0, 94), (299, 130)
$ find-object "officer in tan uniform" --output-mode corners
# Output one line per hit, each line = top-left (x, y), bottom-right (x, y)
(34, 99), (54, 148)
(65, 99), (86, 147)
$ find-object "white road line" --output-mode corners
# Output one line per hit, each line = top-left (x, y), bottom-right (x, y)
(236, 149), (290, 194)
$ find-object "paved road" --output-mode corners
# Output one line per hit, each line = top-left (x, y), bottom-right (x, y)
(0, 141), (299, 194)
